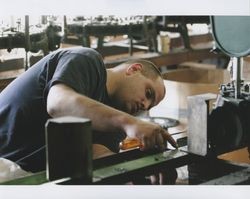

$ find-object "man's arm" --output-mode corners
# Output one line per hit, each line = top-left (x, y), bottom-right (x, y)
(47, 83), (177, 150)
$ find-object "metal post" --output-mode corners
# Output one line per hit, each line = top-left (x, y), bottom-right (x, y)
(187, 93), (217, 156)
(233, 57), (243, 99)
(24, 15), (30, 70)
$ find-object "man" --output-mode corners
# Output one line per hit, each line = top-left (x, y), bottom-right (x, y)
(0, 47), (177, 183)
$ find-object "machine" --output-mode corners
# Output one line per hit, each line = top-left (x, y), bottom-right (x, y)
(187, 16), (250, 184)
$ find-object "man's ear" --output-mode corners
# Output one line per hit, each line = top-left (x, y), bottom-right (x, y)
(126, 63), (143, 75)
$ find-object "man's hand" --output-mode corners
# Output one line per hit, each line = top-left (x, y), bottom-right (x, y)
(124, 119), (177, 151)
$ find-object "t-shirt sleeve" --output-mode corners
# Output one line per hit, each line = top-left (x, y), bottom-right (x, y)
(45, 52), (105, 99)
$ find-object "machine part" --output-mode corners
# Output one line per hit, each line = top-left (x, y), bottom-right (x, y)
(138, 116), (179, 129)
(65, 16), (157, 56)
(45, 116), (92, 182)
(155, 16), (210, 49)
(208, 102), (244, 155)
(214, 96), (250, 150)
(211, 16), (250, 100)
(188, 157), (250, 185)
(188, 93), (249, 156)
(187, 93), (217, 156)
(46, 24), (62, 52)
(24, 15), (30, 70)
(1, 146), (249, 185)
(92, 149), (189, 184)
(176, 136), (187, 148)
(1, 148), (190, 185)
(201, 166), (250, 185)
(0, 171), (47, 185)
(233, 57), (243, 98)
(210, 16), (250, 57)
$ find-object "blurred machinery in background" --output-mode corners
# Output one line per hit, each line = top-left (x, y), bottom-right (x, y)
(0, 15), (227, 93)
(155, 16), (210, 49)
(64, 16), (158, 56)
(0, 16), (62, 69)
(0, 16), (62, 53)
(64, 16), (211, 56)
(0, 15), (224, 68)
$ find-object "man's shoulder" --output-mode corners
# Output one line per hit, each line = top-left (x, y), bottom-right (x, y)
(64, 47), (101, 58)
(59, 47), (103, 66)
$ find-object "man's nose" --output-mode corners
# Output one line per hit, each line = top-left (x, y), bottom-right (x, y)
(141, 99), (151, 111)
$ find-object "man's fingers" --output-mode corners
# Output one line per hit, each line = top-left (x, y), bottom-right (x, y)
(141, 129), (176, 150)
(141, 137), (154, 150)
(155, 132), (166, 150)
(161, 130), (178, 148)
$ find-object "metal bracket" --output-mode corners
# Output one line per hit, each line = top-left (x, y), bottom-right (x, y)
(187, 93), (217, 156)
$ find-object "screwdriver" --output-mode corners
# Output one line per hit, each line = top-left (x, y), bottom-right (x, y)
(120, 131), (181, 150)
(119, 138), (142, 150)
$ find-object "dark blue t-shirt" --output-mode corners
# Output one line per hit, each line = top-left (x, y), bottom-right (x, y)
(0, 47), (126, 172)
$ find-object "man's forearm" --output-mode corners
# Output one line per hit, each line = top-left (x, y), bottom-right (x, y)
(47, 84), (135, 134)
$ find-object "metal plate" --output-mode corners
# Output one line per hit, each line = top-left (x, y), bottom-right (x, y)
(211, 16), (250, 57)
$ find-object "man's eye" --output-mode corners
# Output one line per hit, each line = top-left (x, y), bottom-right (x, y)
(146, 89), (152, 99)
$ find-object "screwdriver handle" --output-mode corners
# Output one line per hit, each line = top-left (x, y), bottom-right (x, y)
(119, 138), (142, 150)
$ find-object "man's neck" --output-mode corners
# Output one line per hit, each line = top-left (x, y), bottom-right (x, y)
(106, 69), (119, 97)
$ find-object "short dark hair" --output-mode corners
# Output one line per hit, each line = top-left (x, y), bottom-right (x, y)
(125, 59), (162, 80)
